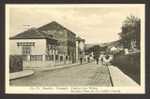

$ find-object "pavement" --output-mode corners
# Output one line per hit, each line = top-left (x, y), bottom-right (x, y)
(9, 62), (86, 80)
(10, 62), (111, 86)
(10, 62), (140, 87)
(108, 65), (139, 87)
(10, 70), (34, 80)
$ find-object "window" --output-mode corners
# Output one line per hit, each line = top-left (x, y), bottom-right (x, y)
(52, 55), (54, 60)
(56, 55), (58, 60)
(22, 46), (31, 55)
(66, 56), (68, 60)
(45, 55), (54, 61)
(60, 56), (63, 61)
(17, 42), (35, 47)
(30, 55), (43, 61)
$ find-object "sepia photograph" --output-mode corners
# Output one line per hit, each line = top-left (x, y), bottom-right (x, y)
(5, 4), (145, 94)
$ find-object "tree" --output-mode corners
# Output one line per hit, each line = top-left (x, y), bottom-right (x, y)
(119, 15), (140, 49)
(92, 45), (100, 59)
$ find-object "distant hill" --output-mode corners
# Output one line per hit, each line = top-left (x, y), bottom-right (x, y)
(104, 40), (121, 47)
(85, 44), (97, 49)
(85, 40), (120, 50)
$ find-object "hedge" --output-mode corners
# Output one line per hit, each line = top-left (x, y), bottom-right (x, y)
(9, 55), (23, 73)
(112, 52), (140, 85)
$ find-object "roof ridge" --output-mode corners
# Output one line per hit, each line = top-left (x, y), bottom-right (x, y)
(38, 21), (76, 35)
(10, 28), (53, 39)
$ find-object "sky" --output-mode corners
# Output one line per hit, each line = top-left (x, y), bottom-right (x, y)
(7, 4), (144, 44)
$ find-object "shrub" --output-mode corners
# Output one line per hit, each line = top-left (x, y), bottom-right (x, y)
(9, 55), (23, 73)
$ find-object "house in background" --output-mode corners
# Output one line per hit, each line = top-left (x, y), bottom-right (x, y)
(10, 21), (77, 68)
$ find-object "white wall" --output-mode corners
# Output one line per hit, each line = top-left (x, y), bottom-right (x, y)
(79, 41), (85, 51)
(10, 39), (47, 55)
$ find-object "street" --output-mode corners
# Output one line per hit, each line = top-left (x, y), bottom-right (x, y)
(10, 62), (112, 86)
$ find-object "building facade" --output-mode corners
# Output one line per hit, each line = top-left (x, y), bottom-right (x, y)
(10, 21), (77, 68)
(10, 28), (58, 67)
(38, 21), (76, 64)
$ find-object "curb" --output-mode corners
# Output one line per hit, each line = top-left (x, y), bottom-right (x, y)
(24, 62), (88, 72)
(39, 62), (88, 72)
(106, 65), (114, 86)
(10, 70), (34, 80)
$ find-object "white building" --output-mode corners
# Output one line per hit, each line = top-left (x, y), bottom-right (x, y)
(10, 28), (58, 68)
(76, 37), (85, 62)
(10, 21), (80, 68)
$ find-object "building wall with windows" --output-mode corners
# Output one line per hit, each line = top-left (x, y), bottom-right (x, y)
(10, 38), (60, 68)
(10, 39), (47, 55)
(43, 30), (76, 64)
(38, 21), (76, 63)
(67, 31), (76, 63)
(9, 21), (78, 68)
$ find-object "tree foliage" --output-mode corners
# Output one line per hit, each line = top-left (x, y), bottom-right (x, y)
(119, 15), (140, 49)
(85, 45), (107, 59)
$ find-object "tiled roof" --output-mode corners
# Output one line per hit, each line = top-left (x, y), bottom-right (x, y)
(38, 21), (76, 36)
(10, 28), (54, 40)
(10, 21), (76, 39)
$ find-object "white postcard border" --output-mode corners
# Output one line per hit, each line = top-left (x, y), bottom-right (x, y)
(5, 4), (145, 94)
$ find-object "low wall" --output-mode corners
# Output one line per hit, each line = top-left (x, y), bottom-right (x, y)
(23, 61), (54, 68)
(112, 52), (140, 85)
(23, 60), (73, 69)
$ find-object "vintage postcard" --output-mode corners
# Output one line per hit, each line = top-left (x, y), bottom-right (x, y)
(5, 4), (145, 94)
